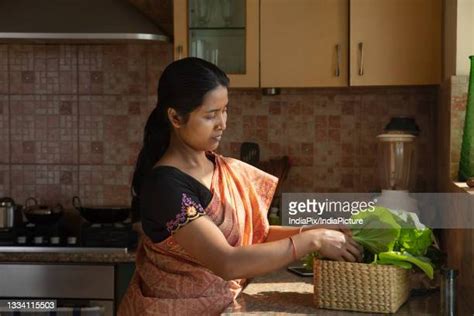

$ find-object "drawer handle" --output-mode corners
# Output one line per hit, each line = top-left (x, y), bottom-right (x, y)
(358, 42), (364, 76)
(335, 44), (341, 77)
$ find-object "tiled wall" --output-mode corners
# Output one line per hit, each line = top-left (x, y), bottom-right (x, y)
(0, 43), (171, 208)
(219, 87), (438, 194)
(0, 42), (438, 209)
(449, 75), (469, 180)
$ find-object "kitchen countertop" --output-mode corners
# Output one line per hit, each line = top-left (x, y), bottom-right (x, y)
(222, 268), (440, 315)
(0, 248), (136, 263)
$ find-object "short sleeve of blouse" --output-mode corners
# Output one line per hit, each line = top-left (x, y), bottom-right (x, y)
(140, 167), (212, 243)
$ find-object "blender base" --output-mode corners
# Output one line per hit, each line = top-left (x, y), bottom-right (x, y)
(374, 189), (419, 214)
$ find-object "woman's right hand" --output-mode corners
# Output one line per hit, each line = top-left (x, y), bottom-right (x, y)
(310, 229), (363, 262)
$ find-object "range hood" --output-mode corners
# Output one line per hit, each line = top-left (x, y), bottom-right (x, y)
(0, 0), (169, 42)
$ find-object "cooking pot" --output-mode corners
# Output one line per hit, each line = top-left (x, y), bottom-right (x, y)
(0, 197), (23, 228)
(23, 197), (64, 225)
(72, 196), (130, 224)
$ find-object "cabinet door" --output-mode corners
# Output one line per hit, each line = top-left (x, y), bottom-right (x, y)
(350, 0), (441, 86)
(174, 0), (259, 88)
(261, 0), (348, 87)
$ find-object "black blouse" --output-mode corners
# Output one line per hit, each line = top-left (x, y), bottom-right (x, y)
(140, 164), (214, 243)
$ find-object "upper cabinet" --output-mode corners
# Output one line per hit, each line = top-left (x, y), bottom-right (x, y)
(173, 0), (259, 87)
(261, 0), (348, 87)
(350, 0), (442, 86)
(174, 0), (442, 87)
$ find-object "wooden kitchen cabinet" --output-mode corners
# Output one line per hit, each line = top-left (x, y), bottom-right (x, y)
(261, 0), (349, 87)
(173, 0), (259, 87)
(350, 0), (442, 86)
(260, 0), (441, 87)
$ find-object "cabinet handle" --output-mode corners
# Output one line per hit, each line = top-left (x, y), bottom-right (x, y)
(176, 45), (183, 60)
(358, 42), (364, 76)
(335, 44), (341, 77)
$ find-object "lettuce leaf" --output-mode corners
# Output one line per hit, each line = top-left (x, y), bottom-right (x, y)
(376, 258), (413, 269)
(391, 212), (433, 256)
(395, 226), (432, 256)
(378, 251), (434, 279)
(349, 207), (435, 278)
(350, 207), (401, 253)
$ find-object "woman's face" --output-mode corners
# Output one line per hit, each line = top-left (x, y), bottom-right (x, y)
(172, 85), (228, 151)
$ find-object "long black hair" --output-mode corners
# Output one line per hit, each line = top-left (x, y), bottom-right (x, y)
(131, 57), (229, 221)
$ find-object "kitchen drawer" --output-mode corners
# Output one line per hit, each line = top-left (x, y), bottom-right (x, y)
(0, 263), (114, 299)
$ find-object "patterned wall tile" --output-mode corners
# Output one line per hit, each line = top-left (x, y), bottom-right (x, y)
(1, 42), (440, 201)
(0, 165), (10, 197)
(313, 95), (341, 115)
(0, 45), (7, 94)
(147, 43), (173, 95)
(9, 45), (77, 94)
(145, 95), (159, 123)
(450, 76), (469, 180)
(284, 103), (316, 144)
(235, 90), (265, 115)
(359, 166), (380, 192)
(358, 94), (382, 168)
(220, 86), (437, 193)
(10, 165), (78, 207)
(10, 95), (78, 164)
(284, 166), (315, 192)
(78, 165), (133, 206)
(337, 94), (360, 169)
(338, 167), (361, 192)
(267, 112), (287, 143)
(78, 44), (147, 95)
(315, 142), (341, 168)
(79, 95), (148, 165)
(311, 166), (341, 192)
(0, 96), (9, 163)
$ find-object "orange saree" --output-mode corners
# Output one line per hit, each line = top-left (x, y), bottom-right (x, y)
(118, 152), (278, 315)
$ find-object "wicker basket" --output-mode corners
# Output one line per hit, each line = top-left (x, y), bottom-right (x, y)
(313, 259), (410, 313)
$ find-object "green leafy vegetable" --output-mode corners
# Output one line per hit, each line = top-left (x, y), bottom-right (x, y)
(300, 207), (438, 279)
(387, 209), (433, 256)
(350, 207), (401, 253)
(378, 251), (434, 279)
(376, 258), (413, 269)
(351, 207), (435, 279)
(302, 252), (320, 270)
(396, 226), (432, 256)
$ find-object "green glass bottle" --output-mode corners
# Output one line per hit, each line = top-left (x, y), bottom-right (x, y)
(459, 56), (474, 181)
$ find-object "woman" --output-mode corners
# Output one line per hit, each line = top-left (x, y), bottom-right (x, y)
(118, 57), (362, 315)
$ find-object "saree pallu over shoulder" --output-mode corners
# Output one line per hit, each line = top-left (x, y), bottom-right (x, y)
(118, 152), (278, 316)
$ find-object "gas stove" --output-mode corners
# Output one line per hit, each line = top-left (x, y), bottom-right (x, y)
(0, 221), (138, 251)
(80, 222), (138, 248)
(0, 246), (129, 253)
(0, 222), (75, 247)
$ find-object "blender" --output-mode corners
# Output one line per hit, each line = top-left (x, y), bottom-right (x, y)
(374, 117), (419, 214)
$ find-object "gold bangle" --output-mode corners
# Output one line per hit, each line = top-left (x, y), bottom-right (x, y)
(289, 236), (298, 261)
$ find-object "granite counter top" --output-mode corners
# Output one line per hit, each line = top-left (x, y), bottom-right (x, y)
(0, 249), (136, 263)
(222, 268), (440, 315)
